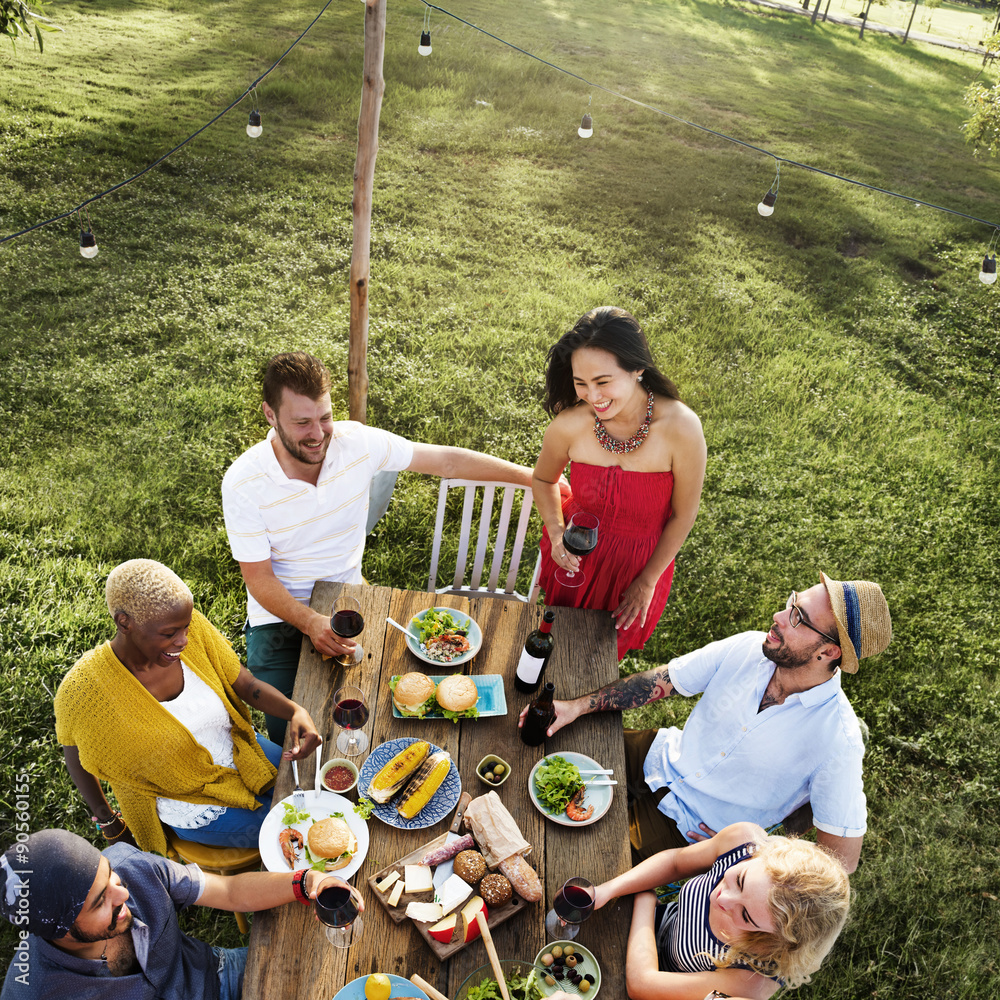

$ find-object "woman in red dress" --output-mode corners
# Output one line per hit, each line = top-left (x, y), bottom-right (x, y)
(533, 307), (707, 660)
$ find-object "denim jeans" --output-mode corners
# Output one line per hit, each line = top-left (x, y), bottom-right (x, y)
(213, 945), (248, 1000)
(165, 734), (282, 850)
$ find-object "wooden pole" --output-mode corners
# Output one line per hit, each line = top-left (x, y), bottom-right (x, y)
(348, 0), (387, 424)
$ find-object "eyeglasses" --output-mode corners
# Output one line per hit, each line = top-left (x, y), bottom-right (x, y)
(785, 592), (839, 646)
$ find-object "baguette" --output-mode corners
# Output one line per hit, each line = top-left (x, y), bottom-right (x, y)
(497, 854), (542, 902)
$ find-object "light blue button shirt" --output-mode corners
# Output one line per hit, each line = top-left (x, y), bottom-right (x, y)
(643, 631), (866, 840)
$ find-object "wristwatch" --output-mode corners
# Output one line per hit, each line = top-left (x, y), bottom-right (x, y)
(291, 868), (311, 905)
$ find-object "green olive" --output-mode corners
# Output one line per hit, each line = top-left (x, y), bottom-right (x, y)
(545, 976), (555, 987)
(551, 945), (563, 959)
(492, 763), (506, 776)
(563, 945), (575, 957)
(579, 980), (591, 993)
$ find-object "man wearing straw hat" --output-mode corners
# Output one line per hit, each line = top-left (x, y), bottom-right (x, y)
(519, 572), (892, 873)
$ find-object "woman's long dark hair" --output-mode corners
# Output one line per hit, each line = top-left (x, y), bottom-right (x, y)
(543, 306), (680, 415)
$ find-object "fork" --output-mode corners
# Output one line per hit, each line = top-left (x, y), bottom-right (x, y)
(291, 759), (305, 811)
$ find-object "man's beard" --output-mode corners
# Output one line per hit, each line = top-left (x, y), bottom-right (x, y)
(274, 422), (329, 465)
(69, 905), (134, 943)
(762, 629), (823, 670)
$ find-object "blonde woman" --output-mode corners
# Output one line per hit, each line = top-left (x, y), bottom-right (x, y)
(56, 559), (321, 855)
(593, 823), (849, 999)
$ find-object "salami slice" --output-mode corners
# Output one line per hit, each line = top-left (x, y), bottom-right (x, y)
(421, 834), (475, 867)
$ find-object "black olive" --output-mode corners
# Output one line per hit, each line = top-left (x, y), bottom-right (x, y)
(584, 974), (596, 984)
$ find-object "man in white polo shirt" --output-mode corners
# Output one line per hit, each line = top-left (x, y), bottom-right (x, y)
(223, 352), (535, 743)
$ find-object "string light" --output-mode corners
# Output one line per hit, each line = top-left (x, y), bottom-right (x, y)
(980, 254), (997, 285)
(246, 109), (262, 138)
(419, 7), (432, 55)
(578, 95), (593, 138)
(78, 209), (97, 258)
(757, 164), (779, 217)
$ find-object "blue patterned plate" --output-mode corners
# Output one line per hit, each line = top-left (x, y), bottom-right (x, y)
(390, 674), (508, 720)
(358, 737), (461, 830)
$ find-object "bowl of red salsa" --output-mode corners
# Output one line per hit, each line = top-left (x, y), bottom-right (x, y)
(319, 757), (360, 794)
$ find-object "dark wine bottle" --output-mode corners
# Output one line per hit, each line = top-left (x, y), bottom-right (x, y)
(514, 610), (556, 694)
(520, 681), (555, 746)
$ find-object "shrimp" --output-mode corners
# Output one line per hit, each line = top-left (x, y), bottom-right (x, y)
(279, 827), (305, 869)
(565, 786), (593, 823)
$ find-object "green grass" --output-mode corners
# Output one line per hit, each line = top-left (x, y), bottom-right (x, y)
(2, 1), (1000, 996)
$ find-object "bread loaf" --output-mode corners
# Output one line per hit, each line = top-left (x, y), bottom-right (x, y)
(498, 854), (542, 902)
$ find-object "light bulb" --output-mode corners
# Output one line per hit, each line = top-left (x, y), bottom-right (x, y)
(246, 110), (262, 138)
(418, 30), (432, 56)
(980, 254), (997, 284)
(578, 113), (593, 139)
(80, 230), (98, 258)
(757, 191), (777, 217)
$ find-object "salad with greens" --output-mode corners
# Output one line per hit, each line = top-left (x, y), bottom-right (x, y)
(533, 755), (584, 814)
(463, 968), (541, 1000)
(412, 608), (469, 643)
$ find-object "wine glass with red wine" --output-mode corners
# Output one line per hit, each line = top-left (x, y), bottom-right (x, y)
(554, 512), (599, 588)
(330, 595), (364, 666)
(545, 876), (595, 940)
(333, 684), (370, 756)
(315, 883), (363, 948)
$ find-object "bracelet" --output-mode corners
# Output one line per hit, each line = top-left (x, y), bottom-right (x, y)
(92, 812), (123, 831)
(101, 820), (129, 842)
(291, 869), (311, 905)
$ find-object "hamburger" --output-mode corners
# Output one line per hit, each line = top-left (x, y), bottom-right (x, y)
(435, 674), (479, 721)
(307, 816), (358, 871)
(391, 672), (438, 717)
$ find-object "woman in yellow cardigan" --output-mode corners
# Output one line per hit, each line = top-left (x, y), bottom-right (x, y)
(55, 559), (322, 855)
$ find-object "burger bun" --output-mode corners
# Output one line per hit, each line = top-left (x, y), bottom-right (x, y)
(393, 671), (437, 715)
(435, 674), (479, 713)
(307, 817), (357, 870)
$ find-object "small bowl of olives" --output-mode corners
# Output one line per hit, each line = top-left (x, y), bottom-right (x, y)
(476, 754), (511, 787)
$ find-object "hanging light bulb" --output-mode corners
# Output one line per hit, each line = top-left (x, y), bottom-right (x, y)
(418, 30), (432, 56)
(980, 253), (997, 285)
(757, 191), (777, 217)
(578, 113), (593, 139)
(79, 230), (98, 259)
(246, 110), (262, 138)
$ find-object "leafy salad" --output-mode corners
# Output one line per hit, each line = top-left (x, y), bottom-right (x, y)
(411, 607), (469, 643)
(532, 755), (584, 814)
(464, 968), (542, 1000)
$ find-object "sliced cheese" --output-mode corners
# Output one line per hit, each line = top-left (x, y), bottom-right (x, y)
(387, 878), (405, 908)
(436, 873), (473, 917)
(404, 864), (434, 894)
(405, 901), (443, 923)
(376, 870), (401, 894)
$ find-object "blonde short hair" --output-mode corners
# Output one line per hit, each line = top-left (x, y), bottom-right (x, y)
(717, 836), (850, 988)
(105, 559), (193, 626)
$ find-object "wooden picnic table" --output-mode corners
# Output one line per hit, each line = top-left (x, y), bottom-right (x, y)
(242, 582), (632, 1000)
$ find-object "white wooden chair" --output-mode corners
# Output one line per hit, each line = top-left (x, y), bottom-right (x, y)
(428, 479), (541, 602)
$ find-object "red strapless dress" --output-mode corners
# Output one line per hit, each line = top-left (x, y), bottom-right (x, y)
(538, 462), (675, 660)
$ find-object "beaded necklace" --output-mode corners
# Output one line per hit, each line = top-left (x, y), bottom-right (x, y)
(593, 390), (654, 454)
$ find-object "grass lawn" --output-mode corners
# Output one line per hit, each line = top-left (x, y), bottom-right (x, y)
(2, 1), (999, 996)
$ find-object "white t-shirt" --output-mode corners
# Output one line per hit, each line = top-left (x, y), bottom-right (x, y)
(643, 631), (867, 841)
(222, 422), (413, 626)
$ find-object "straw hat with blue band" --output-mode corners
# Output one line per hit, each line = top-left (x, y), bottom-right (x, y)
(819, 572), (892, 674)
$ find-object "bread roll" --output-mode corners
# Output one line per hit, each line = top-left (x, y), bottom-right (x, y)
(453, 849), (487, 886)
(498, 854), (542, 902)
(479, 873), (512, 906)
(307, 817), (357, 871)
(393, 672), (437, 715)
(435, 674), (478, 712)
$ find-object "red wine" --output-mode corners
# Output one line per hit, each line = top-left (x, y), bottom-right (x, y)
(562, 525), (598, 557)
(316, 885), (358, 927)
(514, 610), (556, 694)
(331, 609), (364, 638)
(554, 883), (595, 923)
(519, 681), (555, 746)
(333, 698), (369, 730)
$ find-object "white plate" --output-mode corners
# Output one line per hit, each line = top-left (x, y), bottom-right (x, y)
(533, 940), (602, 998)
(333, 973), (430, 1000)
(527, 751), (613, 828)
(258, 789), (370, 878)
(405, 607), (483, 667)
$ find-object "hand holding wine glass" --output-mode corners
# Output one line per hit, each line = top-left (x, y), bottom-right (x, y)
(333, 683), (370, 756)
(546, 876), (595, 940)
(330, 595), (364, 666)
(314, 881), (364, 948)
(555, 512), (599, 588)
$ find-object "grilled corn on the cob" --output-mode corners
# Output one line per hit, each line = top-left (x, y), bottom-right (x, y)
(397, 751), (452, 818)
(368, 740), (430, 803)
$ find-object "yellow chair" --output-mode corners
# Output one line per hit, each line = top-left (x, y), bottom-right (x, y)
(164, 829), (262, 934)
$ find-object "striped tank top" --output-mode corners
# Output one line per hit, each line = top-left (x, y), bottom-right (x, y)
(656, 843), (756, 973)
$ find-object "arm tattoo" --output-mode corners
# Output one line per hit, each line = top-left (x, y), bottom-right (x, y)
(252, 686), (262, 702)
(586, 667), (673, 713)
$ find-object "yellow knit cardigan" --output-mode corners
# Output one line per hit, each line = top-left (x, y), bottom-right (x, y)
(55, 609), (277, 856)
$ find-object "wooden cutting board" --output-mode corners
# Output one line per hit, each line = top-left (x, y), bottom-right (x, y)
(367, 829), (536, 959)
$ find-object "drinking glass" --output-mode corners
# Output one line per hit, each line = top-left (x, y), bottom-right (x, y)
(545, 876), (595, 940)
(333, 684), (370, 756)
(330, 595), (364, 666)
(315, 884), (363, 948)
(554, 512), (599, 588)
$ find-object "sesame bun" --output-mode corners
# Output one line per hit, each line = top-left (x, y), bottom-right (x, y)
(435, 674), (478, 713)
(307, 817), (357, 870)
(392, 672), (437, 715)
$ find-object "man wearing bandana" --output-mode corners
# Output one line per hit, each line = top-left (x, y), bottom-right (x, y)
(0, 829), (362, 1000)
